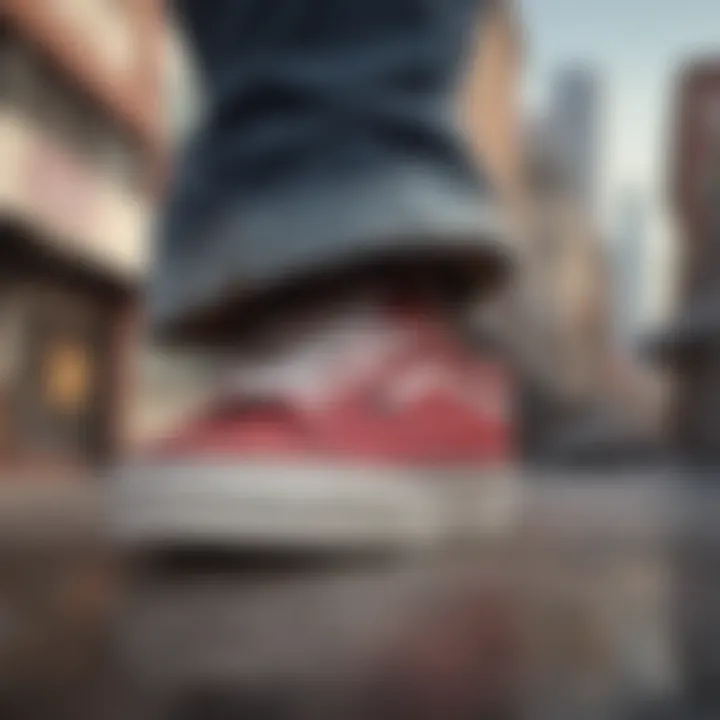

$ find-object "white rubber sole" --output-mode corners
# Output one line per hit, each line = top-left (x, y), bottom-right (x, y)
(111, 461), (520, 551)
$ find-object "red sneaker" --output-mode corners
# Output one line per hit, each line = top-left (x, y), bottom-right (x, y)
(115, 307), (516, 549)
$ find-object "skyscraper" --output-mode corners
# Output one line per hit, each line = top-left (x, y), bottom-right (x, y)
(551, 66), (602, 216)
(613, 191), (647, 342)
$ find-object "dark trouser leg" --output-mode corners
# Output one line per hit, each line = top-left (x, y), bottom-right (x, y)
(153, 0), (509, 345)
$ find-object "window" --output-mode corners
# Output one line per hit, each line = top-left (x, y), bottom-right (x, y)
(14, 289), (112, 464)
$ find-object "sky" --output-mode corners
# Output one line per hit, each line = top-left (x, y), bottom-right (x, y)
(520, 0), (720, 325)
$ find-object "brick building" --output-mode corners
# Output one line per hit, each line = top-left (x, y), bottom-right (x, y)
(0, 1), (164, 473)
(653, 58), (720, 464)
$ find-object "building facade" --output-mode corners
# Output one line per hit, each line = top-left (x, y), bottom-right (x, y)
(672, 60), (720, 306)
(515, 116), (616, 459)
(551, 66), (602, 217)
(663, 58), (720, 464)
(460, 0), (524, 210)
(0, 1), (163, 473)
(612, 191), (648, 343)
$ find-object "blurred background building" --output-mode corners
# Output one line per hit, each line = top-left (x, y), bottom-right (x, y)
(0, 1), (164, 473)
(461, 0), (524, 212)
(550, 66), (602, 218)
(612, 190), (648, 344)
(515, 114), (614, 459)
(513, 66), (664, 464)
(463, 4), (625, 462)
(657, 57), (720, 464)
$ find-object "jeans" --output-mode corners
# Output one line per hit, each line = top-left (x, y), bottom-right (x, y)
(152, 0), (507, 340)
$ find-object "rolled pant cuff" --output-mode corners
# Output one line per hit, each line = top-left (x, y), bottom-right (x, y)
(150, 163), (513, 342)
